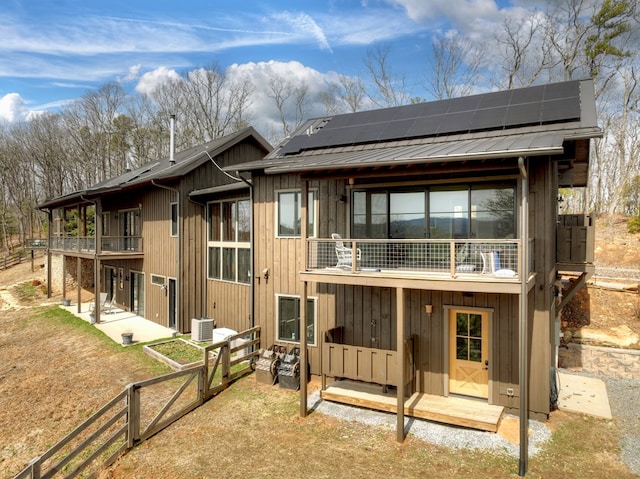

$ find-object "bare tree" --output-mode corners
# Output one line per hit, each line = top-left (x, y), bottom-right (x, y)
(495, 12), (551, 89)
(268, 74), (310, 138)
(363, 44), (412, 107)
(321, 74), (367, 114)
(428, 33), (487, 99)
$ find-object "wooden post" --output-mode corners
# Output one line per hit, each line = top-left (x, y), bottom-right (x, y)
(46, 209), (52, 298)
(126, 384), (140, 449)
(95, 200), (102, 324)
(28, 456), (42, 479)
(396, 286), (405, 442)
(77, 256), (82, 314)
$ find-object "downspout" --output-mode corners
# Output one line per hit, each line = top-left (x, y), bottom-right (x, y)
(518, 156), (529, 476)
(81, 195), (100, 324)
(152, 180), (180, 330)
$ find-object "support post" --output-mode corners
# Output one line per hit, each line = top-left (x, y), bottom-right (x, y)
(518, 157), (529, 476)
(77, 256), (81, 314)
(396, 286), (405, 442)
(300, 180), (309, 418)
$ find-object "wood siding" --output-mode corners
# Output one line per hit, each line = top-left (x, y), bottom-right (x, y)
(253, 156), (559, 417)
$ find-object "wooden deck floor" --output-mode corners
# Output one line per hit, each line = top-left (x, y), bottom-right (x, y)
(320, 380), (504, 432)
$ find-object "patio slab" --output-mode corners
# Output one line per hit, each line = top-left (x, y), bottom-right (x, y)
(59, 301), (176, 345)
(557, 372), (612, 419)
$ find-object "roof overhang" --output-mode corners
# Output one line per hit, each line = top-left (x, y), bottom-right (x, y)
(233, 125), (601, 176)
(189, 182), (248, 201)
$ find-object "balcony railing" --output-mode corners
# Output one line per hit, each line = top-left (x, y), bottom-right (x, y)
(307, 238), (532, 280)
(49, 236), (143, 254)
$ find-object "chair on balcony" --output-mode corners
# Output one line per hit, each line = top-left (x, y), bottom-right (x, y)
(332, 233), (361, 269)
(480, 250), (516, 277)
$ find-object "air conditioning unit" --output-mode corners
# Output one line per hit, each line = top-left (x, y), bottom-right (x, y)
(191, 317), (214, 342)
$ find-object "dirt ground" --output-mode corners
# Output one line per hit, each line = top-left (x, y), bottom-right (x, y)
(1, 218), (639, 478)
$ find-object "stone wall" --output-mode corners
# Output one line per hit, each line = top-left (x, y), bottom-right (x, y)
(45, 253), (95, 295)
(559, 342), (640, 380)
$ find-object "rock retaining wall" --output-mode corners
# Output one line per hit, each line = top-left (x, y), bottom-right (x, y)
(559, 342), (640, 380)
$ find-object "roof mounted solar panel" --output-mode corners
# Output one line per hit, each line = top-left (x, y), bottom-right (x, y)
(275, 80), (584, 156)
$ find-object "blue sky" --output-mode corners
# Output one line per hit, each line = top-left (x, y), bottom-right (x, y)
(0, 0), (541, 124)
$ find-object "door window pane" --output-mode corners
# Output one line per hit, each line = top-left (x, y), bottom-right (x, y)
(208, 247), (220, 279)
(390, 191), (425, 238)
(277, 296), (316, 345)
(430, 189), (468, 239)
(238, 248), (251, 284)
(471, 186), (515, 239)
(237, 200), (251, 242)
(222, 248), (235, 281)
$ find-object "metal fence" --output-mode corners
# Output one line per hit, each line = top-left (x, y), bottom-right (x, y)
(307, 238), (530, 279)
(49, 236), (143, 253)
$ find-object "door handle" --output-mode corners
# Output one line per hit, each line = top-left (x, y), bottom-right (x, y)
(484, 359), (489, 370)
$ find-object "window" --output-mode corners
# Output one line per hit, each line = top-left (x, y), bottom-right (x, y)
(276, 295), (316, 345)
(102, 212), (110, 236)
(170, 203), (178, 236)
(277, 190), (315, 237)
(207, 198), (250, 284)
(151, 274), (165, 286)
(352, 183), (515, 240)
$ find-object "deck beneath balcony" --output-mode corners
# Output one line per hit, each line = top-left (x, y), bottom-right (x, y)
(321, 379), (504, 432)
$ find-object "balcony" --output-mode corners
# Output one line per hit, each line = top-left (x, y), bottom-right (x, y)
(49, 236), (143, 256)
(302, 237), (534, 294)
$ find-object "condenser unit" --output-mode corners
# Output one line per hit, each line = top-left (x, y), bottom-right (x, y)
(191, 317), (214, 342)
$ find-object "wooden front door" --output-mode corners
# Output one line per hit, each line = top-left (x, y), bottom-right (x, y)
(449, 309), (489, 399)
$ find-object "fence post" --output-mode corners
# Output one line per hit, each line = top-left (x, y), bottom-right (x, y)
(28, 456), (41, 479)
(222, 344), (230, 387)
(126, 383), (141, 449)
(200, 348), (209, 400)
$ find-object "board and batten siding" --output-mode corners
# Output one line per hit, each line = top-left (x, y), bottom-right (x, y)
(183, 140), (267, 333)
(252, 174), (349, 374)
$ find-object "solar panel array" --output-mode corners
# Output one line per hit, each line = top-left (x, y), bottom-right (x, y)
(278, 80), (581, 156)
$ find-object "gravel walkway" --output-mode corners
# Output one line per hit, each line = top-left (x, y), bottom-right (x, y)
(308, 391), (551, 458)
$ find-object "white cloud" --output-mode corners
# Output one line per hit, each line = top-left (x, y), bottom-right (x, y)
(123, 64), (142, 82)
(0, 93), (29, 122)
(271, 11), (332, 51)
(227, 60), (336, 139)
(135, 67), (182, 96)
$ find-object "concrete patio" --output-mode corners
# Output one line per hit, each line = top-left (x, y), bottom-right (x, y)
(60, 301), (176, 345)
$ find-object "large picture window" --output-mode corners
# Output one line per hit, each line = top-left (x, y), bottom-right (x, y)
(207, 198), (250, 284)
(276, 295), (316, 346)
(276, 190), (316, 237)
(352, 183), (515, 240)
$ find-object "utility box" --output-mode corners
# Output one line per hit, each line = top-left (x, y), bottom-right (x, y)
(191, 318), (214, 342)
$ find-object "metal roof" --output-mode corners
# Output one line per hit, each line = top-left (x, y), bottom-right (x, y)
(38, 127), (271, 209)
(234, 123), (601, 175)
(232, 79), (601, 176)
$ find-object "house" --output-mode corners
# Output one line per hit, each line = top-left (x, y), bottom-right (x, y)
(38, 126), (272, 333)
(232, 79), (601, 443)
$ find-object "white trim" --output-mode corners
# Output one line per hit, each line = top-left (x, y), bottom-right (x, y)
(275, 293), (317, 347)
